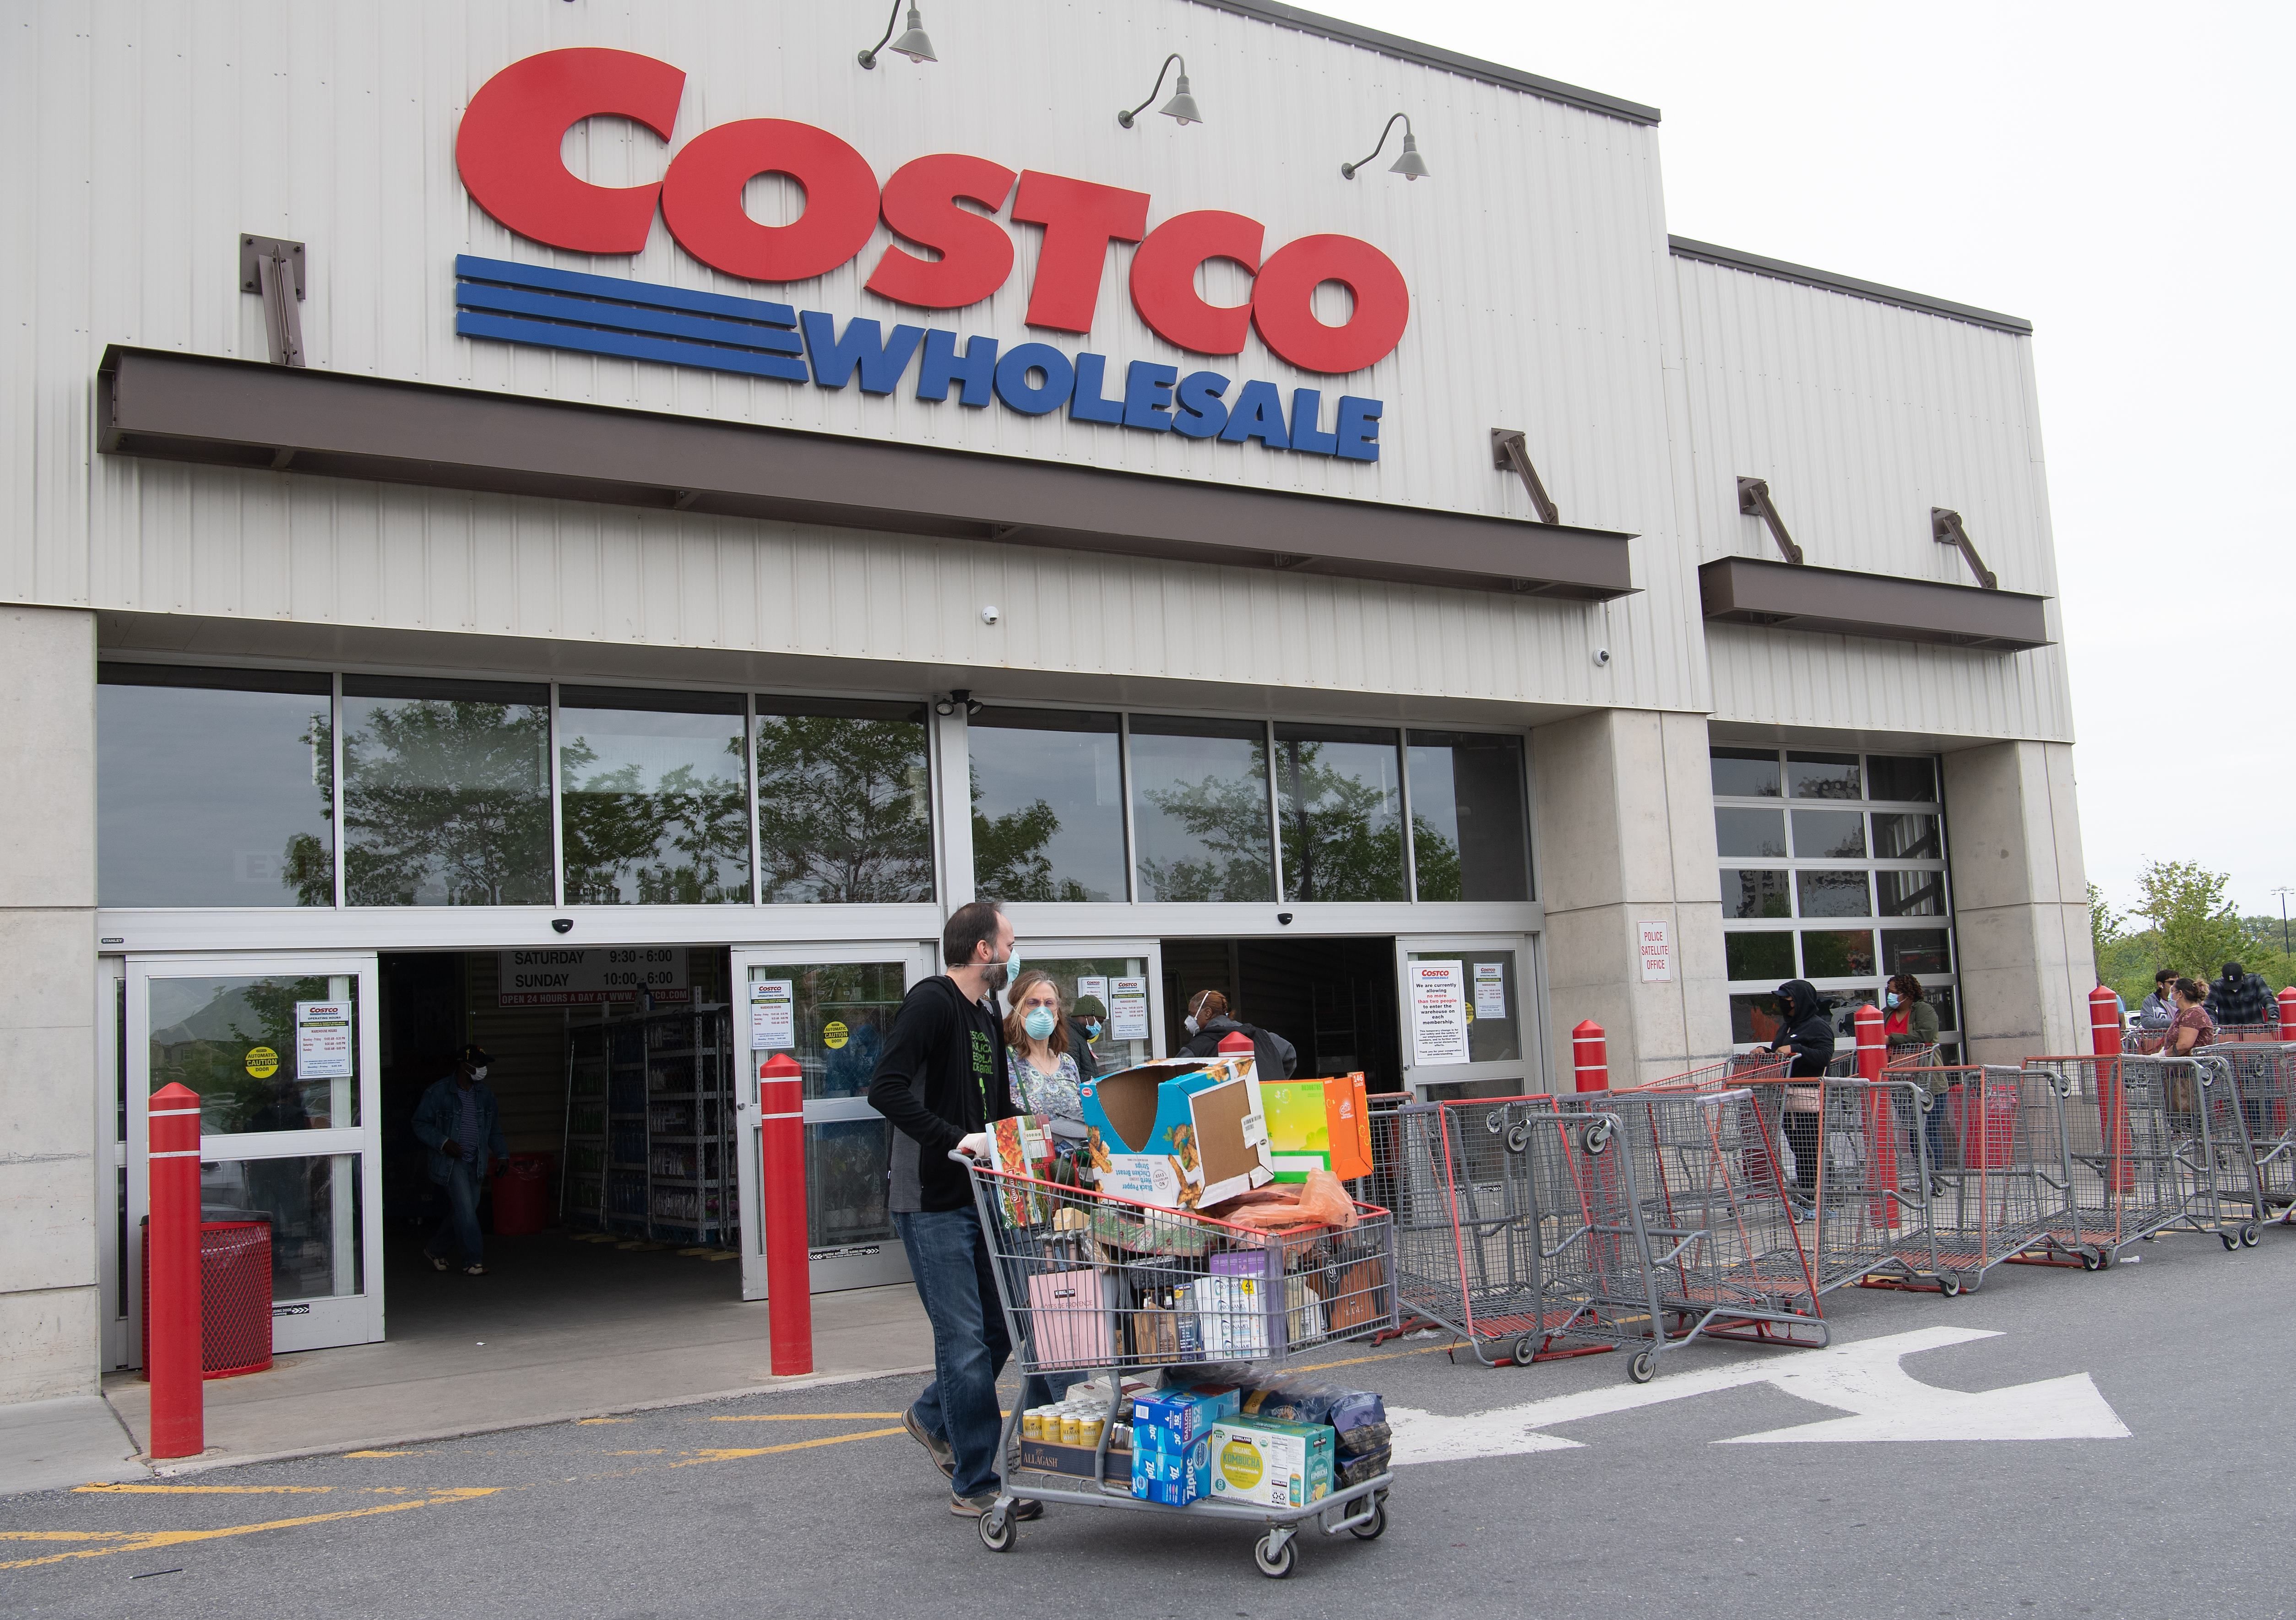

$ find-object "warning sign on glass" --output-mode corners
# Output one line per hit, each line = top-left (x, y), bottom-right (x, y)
(294, 1001), (354, 1080)
(1410, 961), (1468, 1067)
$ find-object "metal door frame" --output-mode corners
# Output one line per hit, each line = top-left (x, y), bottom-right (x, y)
(1393, 932), (1542, 1099)
(730, 940), (935, 1300)
(124, 951), (386, 1360)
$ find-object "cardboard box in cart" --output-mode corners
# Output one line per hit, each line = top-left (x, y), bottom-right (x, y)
(1260, 1073), (1373, 1181)
(1081, 1055), (1272, 1209)
(1207, 1416), (1335, 1508)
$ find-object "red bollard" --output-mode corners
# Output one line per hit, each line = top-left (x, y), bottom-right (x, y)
(2279, 986), (2296, 1043)
(757, 1053), (812, 1376)
(1572, 1020), (1608, 1093)
(1218, 1029), (1256, 1067)
(1854, 1002), (1885, 1082)
(1854, 1004), (1899, 1229)
(147, 1082), (204, 1460)
(2089, 985), (2133, 1193)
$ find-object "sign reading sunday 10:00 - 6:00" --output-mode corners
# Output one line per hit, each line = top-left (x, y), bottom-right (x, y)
(451, 49), (1403, 461)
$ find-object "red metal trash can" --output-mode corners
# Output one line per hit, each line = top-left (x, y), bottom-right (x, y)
(491, 1151), (555, 1235)
(140, 1218), (274, 1380)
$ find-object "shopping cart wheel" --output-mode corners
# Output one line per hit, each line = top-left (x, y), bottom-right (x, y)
(1936, 1273), (1963, 1298)
(1627, 1349), (1658, 1384)
(1511, 1335), (1540, 1366)
(1254, 1531), (1297, 1578)
(2079, 1249), (2105, 1272)
(977, 1506), (1015, 1553)
(1349, 1495), (1389, 1541)
(1505, 1122), (1531, 1154)
(1580, 1120), (1612, 1156)
(2220, 1230), (2240, 1251)
(2240, 1223), (2261, 1248)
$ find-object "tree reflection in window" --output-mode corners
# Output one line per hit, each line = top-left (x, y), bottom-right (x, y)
(1130, 718), (1275, 902)
(1275, 725), (1406, 903)
(341, 679), (553, 906)
(559, 690), (749, 905)
(755, 699), (934, 903)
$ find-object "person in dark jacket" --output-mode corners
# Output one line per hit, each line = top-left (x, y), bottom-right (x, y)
(2206, 960), (2275, 1028)
(865, 899), (1055, 1521)
(1067, 993), (1109, 1081)
(1759, 981), (1833, 1214)
(1177, 989), (1298, 1079)
(411, 1044), (508, 1275)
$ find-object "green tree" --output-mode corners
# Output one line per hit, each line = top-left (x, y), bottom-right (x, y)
(1410, 817), (1461, 902)
(755, 713), (933, 902)
(561, 733), (749, 905)
(970, 780), (1093, 902)
(340, 699), (554, 905)
(1274, 738), (1406, 902)
(1135, 742), (1276, 902)
(2132, 858), (2250, 980)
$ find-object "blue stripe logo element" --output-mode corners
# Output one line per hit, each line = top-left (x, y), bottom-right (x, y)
(453, 255), (807, 382)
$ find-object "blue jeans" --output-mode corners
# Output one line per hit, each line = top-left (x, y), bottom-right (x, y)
(894, 1208), (1059, 1498)
(428, 1159), (484, 1266)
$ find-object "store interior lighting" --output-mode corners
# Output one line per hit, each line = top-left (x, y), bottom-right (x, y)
(1118, 54), (1202, 128)
(1341, 113), (1429, 181)
(858, 0), (937, 69)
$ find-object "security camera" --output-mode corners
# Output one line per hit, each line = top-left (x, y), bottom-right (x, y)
(551, 918), (574, 935)
(1592, 647), (1612, 666)
(1276, 912), (1295, 926)
(980, 605), (1001, 625)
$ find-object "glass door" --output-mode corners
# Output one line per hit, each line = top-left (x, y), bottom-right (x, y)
(1394, 934), (1540, 1101)
(1014, 939), (1164, 1076)
(125, 953), (385, 1357)
(732, 943), (934, 1298)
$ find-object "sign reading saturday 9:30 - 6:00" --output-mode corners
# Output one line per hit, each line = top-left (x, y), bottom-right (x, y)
(454, 49), (1406, 461)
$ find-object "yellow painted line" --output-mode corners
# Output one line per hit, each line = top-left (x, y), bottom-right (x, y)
(672, 1427), (903, 1467)
(343, 1449), (421, 1458)
(1289, 1340), (1457, 1373)
(705, 1411), (904, 1422)
(0, 1488), (499, 1573)
(0, 1531), (148, 1542)
(678, 1247), (715, 1257)
(704, 1252), (740, 1261)
(74, 1483), (334, 1495)
(575, 1418), (631, 1426)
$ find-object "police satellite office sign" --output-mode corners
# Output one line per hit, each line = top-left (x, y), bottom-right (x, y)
(499, 948), (691, 1008)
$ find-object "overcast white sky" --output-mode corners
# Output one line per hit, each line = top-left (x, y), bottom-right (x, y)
(1303, 0), (2296, 925)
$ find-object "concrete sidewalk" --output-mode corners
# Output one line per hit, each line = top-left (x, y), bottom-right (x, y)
(0, 1396), (148, 1496)
(96, 1231), (934, 1474)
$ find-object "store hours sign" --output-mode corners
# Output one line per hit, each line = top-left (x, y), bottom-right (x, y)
(452, 49), (1404, 462)
(499, 948), (691, 1008)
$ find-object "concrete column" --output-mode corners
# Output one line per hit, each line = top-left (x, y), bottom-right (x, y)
(1942, 739), (2096, 1064)
(0, 606), (101, 1402)
(1531, 708), (1732, 1088)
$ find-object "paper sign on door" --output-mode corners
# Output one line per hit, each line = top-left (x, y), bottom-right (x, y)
(293, 1001), (354, 1080)
(1108, 977), (1150, 1041)
(750, 980), (795, 1050)
(1472, 962), (1507, 1020)
(1078, 975), (1108, 1011)
(1410, 961), (1468, 1066)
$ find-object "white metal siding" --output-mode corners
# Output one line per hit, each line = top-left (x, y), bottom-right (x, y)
(1671, 255), (2073, 742)
(4, 0), (1716, 714)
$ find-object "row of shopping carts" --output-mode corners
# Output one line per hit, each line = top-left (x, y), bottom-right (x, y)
(1363, 1040), (2296, 1382)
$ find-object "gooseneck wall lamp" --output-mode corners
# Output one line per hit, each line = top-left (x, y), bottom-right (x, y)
(1118, 54), (1202, 128)
(1341, 113), (1429, 180)
(858, 0), (937, 68)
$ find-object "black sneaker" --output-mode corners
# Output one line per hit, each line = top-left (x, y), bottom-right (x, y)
(902, 1408), (955, 1479)
(950, 1490), (1042, 1520)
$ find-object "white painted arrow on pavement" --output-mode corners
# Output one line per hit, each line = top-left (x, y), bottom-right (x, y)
(1390, 1327), (2129, 1463)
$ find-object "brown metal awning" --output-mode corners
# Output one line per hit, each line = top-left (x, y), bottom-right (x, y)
(1698, 554), (2051, 651)
(97, 347), (1636, 601)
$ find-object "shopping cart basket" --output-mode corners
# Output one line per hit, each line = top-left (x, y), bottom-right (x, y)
(2023, 1054), (2262, 1258)
(2203, 1041), (2296, 1222)
(958, 1151), (1396, 1577)
(1859, 1067), (2073, 1289)
(1623, 1052), (1792, 1094)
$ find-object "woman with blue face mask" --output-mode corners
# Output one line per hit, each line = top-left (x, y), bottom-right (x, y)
(1003, 970), (1087, 1146)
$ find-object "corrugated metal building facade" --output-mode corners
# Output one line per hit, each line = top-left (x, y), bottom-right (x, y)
(0, 0), (2094, 1403)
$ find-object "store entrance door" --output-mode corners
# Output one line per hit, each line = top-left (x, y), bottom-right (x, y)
(125, 952), (386, 1357)
(1394, 934), (1543, 1100)
(731, 943), (934, 1299)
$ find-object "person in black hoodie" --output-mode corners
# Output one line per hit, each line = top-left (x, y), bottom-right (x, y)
(1760, 979), (1834, 1215)
(867, 899), (1056, 1519)
(1177, 989), (1299, 1079)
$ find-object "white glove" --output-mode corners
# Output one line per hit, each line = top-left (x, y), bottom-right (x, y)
(955, 1132), (990, 1159)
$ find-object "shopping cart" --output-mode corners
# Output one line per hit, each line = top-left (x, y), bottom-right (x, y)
(958, 1151), (1397, 1577)
(2203, 1041), (2296, 1222)
(2023, 1054), (2263, 1259)
(1788, 1075), (1947, 1294)
(1623, 1052), (1792, 1094)
(1861, 1067), (2075, 1289)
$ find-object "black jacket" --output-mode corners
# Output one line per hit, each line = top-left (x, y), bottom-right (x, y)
(1066, 1015), (1107, 1081)
(1181, 1016), (1298, 1080)
(1767, 981), (1835, 1078)
(866, 974), (1016, 1214)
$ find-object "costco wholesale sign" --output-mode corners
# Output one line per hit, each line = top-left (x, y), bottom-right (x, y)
(454, 49), (1406, 460)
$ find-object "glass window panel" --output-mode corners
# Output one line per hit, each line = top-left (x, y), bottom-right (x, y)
(1878, 869), (1948, 917)
(198, 1153), (363, 1302)
(341, 676), (552, 906)
(148, 974), (358, 1133)
(1275, 724), (1405, 903)
(1709, 747), (1782, 799)
(1129, 716), (1274, 903)
(746, 960), (911, 1102)
(1926, 986), (1958, 1029)
(558, 688), (749, 905)
(1786, 752), (1862, 800)
(1722, 868), (1793, 919)
(1027, 955), (1152, 1076)
(754, 699), (934, 904)
(1800, 928), (1876, 979)
(1872, 812), (1942, 860)
(1724, 931), (1794, 982)
(968, 708), (1126, 902)
(1796, 869), (1872, 917)
(1731, 992), (1788, 1045)
(1882, 929), (1952, 975)
(1715, 807), (1787, 858)
(1791, 809), (1867, 859)
(1827, 987), (1879, 1040)
(1405, 731), (1531, 901)
(805, 1118), (894, 1252)
(1867, 755), (1937, 803)
(97, 666), (334, 907)
(1422, 1077), (1522, 1103)
(1406, 949), (1520, 1063)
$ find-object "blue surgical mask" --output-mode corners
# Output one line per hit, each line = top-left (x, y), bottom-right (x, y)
(1084, 1020), (1102, 1040)
(1885, 993), (1900, 1009)
(1022, 1008), (1057, 1041)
